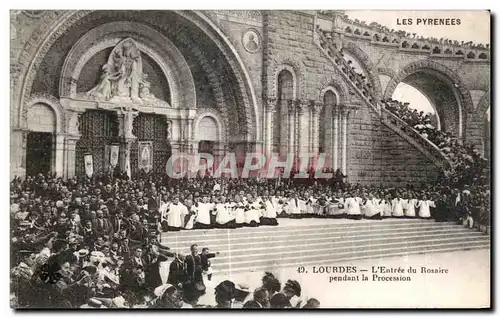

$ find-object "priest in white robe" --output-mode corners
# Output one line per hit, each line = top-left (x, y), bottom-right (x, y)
(381, 196), (393, 218)
(215, 196), (236, 228)
(232, 195), (246, 228)
(392, 196), (405, 217)
(345, 192), (362, 220)
(405, 196), (418, 218)
(261, 195), (279, 226)
(163, 196), (188, 231)
(195, 196), (215, 229)
(363, 194), (382, 219)
(416, 195), (434, 219)
(245, 196), (262, 227)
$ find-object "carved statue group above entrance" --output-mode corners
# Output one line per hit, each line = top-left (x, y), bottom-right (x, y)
(81, 38), (170, 107)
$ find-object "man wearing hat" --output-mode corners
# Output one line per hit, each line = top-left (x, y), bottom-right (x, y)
(11, 250), (36, 307)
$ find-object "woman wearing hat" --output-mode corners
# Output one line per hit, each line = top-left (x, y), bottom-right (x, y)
(213, 280), (236, 308)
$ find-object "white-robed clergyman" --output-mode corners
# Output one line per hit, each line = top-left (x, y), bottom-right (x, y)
(345, 194), (362, 220)
(261, 196), (279, 226)
(416, 198), (434, 219)
(392, 197), (405, 217)
(162, 197), (188, 231)
(215, 197), (236, 228)
(405, 198), (418, 218)
(195, 197), (215, 229)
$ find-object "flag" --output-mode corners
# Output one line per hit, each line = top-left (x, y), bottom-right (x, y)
(110, 145), (119, 168)
(84, 154), (94, 178)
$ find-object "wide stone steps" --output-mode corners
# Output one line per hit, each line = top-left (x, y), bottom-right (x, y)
(160, 220), (489, 274)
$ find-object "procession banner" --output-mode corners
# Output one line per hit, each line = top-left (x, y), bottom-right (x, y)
(110, 145), (120, 168)
(83, 153), (93, 178)
(138, 141), (153, 173)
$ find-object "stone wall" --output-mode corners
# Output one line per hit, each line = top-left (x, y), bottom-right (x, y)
(264, 10), (443, 186)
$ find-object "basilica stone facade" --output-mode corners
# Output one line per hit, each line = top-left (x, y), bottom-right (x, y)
(10, 10), (491, 185)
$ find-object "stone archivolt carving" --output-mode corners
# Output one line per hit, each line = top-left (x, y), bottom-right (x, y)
(17, 10), (257, 141)
(79, 38), (170, 108)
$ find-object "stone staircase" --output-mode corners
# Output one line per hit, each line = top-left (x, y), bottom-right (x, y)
(160, 219), (490, 274)
(315, 29), (453, 172)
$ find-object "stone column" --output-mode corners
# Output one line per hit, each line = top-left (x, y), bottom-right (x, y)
(64, 136), (80, 178)
(265, 97), (277, 159)
(287, 100), (296, 156)
(297, 100), (310, 156)
(10, 129), (28, 179)
(341, 107), (350, 175)
(312, 101), (324, 155)
(333, 107), (339, 171)
(117, 110), (139, 175)
(54, 133), (65, 177)
(63, 110), (82, 179)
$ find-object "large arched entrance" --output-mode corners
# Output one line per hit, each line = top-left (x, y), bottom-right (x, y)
(13, 10), (259, 179)
(384, 61), (473, 139)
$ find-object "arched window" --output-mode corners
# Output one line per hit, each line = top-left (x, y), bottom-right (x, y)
(319, 90), (338, 168)
(273, 69), (294, 153)
(198, 116), (219, 141)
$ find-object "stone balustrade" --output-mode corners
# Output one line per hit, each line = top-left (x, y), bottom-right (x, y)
(380, 108), (453, 172)
(317, 29), (379, 109)
(317, 11), (490, 61)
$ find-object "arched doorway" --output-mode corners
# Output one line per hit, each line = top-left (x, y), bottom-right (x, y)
(384, 61), (472, 139)
(16, 10), (259, 150)
(392, 83), (441, 130)
(26, 103), (56, 176)
(196, 115), (219, 175)
(197, 116), (219, 153)
(75, 110), (119, 177)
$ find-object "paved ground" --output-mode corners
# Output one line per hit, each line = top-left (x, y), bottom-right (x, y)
(187, 249), (490, 308)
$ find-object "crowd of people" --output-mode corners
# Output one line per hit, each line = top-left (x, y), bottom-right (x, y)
(319, 10), (489, 49)
(382, 98), (490, 188)
(10, 167), (490, 308)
